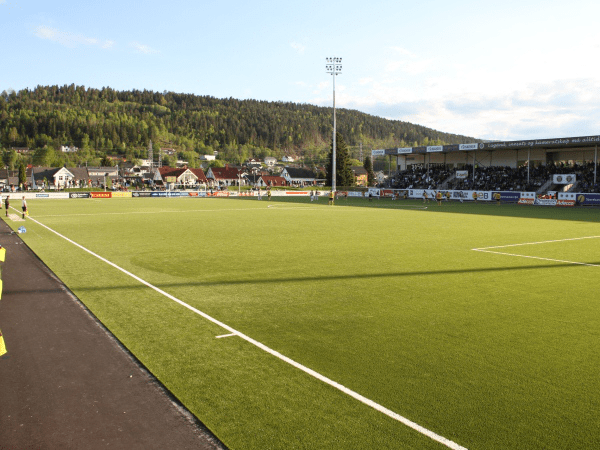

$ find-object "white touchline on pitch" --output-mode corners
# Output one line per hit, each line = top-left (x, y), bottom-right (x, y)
(26, 214), (468, 450)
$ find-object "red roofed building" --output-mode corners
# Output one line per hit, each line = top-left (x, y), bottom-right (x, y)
(206, 165), (244, 187)
(189, 168), (208, 185)
(258, 175), (288, 187)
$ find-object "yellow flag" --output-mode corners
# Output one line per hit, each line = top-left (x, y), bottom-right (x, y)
(0, 329), (6, 357)
(0, 246), (5, 262)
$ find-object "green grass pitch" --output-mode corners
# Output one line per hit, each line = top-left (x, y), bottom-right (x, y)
(6, 197), (600, 449)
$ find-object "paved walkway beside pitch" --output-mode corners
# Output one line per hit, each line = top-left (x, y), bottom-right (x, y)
(0, 218), (226, 450)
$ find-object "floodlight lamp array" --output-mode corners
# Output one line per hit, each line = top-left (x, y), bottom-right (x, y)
(325, 57), (342, 75)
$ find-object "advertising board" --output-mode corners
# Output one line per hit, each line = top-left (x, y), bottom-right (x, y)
(534, 198), (557, 206)
(553, 174), (576, 184)
(518, 198), (535, 205)
(556, 199), (575, 207)
(91, 192), (112, 198)
(576, 193), (600, 206)
(498, 192), (520, 202)
(347, 191), (363, 197)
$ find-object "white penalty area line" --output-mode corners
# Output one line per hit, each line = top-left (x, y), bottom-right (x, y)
(472, 236), (600, 268)
(25, 214), (467, 450)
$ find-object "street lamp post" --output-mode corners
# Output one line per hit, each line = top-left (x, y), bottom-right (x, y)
(326, 57), (342, 193)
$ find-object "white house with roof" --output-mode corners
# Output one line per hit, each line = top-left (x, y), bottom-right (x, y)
(280, 167), (316, 186)
(264, 156), (277, 167)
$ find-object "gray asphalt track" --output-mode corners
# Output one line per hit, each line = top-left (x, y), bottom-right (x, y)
(0, 218), (227, 450)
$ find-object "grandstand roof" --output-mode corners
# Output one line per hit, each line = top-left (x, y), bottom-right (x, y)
(376, 135), (600, 156)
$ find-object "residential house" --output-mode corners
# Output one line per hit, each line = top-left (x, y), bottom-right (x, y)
(280, 167), (316, 187)
(352, 166), (369, 187)
(206, 165), (244, 187)
(87, 167), (119, 187)
(154, 166), (206, 188)
(257, 175), (288, 188)
(188, 168), (209, 186)
(31, 167), (75, 189)
(264, 157), (277, 167)
(0, 169), (19, 190)
(69, 167), (91, 188)
(244, 159), (262, 169)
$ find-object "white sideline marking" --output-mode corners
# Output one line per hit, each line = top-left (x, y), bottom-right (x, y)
(473, 236), (600, 267)
(24, 214), (467, 450)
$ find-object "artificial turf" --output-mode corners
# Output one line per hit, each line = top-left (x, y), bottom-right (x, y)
(6, 196), (600, 449)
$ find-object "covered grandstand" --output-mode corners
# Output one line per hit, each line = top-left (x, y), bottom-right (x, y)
(374, 135), (600, 195)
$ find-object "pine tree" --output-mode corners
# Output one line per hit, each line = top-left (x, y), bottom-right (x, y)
(326, 132), (354, 188)
(18, 162), (27, 187)
(364, 156), (375, 187)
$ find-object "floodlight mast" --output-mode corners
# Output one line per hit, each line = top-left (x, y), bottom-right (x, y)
(326, 57), (342, 193)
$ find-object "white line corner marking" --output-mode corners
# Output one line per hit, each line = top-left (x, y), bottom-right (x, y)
(28, 215), (467, 450)
(472, 236), (600, 267)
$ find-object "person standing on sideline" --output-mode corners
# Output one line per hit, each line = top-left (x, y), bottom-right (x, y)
(22, 196), (27, 219)
(436, 191), (443, 206)
(329, 190), (335, 205)
(4, 195), (9, 217)
(267, 189), (272, 201)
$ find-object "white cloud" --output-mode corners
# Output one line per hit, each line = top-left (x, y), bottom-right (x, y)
(130, 42), (158, 55)
(290, 42), (306, 54)
(388, 46), (415, 57)
(33, 25), (114, 49)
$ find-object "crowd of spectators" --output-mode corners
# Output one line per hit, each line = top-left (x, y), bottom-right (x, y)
(390, 162), (600, 193)
(577, 162), (600, 193)
(391, 164), (453, 190)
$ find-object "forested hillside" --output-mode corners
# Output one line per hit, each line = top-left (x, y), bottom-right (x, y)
(0, 85), (481, 167)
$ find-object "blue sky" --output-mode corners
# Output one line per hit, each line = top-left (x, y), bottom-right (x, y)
(2, 0), (600, 141)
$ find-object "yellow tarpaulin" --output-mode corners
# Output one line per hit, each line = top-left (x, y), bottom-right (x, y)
(0, 245), (4, 355)
(0, 329), (6, 357)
